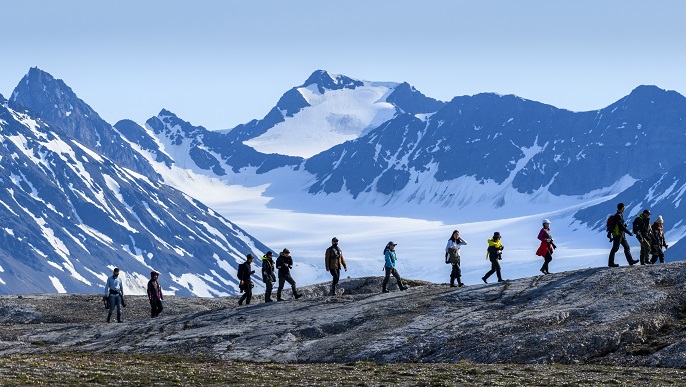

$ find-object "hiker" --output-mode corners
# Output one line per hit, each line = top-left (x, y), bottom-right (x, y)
(104, 267), (124, 323)
(632, 209), (652, 265)
(325, 237), (347, 296)
(608, 202), (638, 267)
(650, 215), (668, 264)
(237, 254), (255, 305)
(444, 230), (467, 287)
(382, 241), (407, 292)
(147, 271), (163, 318)
(261, 251), (276, 302)
(482, 232), (504, 283)
(536, 219), (556, 275)
(276, 248), (302, 301)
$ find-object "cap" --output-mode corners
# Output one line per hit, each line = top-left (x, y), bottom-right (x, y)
(493, 232), (501, 238)
(387, 241), (397, 246)
(282, 248), (290, 254)
(643, 209), (651, 216)
(332, 237), (339, 242)
(542, 219), (551, 225)
(265, 251), (273, 256)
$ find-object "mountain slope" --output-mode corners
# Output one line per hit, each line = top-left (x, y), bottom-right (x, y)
(0, 96), (267, 296)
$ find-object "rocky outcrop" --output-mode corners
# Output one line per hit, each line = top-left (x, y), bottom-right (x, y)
(1, 263), (686, 368)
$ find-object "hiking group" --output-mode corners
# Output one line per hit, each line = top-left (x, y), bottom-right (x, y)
(102, 201), (670, 318)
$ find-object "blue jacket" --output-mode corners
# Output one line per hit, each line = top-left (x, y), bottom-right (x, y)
(384, 248), (397, 268)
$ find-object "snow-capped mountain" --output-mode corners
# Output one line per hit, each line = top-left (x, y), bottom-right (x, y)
(1, 80), (269, 296)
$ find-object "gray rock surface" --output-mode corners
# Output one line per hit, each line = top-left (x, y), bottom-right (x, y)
(1, 263), (685, 368)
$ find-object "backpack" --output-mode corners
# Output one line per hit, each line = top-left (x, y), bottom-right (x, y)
(606, 214), (616, 233)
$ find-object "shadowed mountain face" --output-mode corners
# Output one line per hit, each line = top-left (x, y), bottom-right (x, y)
(2, 263), (686, 368)
(0, 91), (268, 296)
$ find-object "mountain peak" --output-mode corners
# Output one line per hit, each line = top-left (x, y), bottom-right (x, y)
(301, 70), (363, 93)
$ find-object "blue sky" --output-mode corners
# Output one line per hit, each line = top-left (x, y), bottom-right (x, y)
(2, 0), (685, 130)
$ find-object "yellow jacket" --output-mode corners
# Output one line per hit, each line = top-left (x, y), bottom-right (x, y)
(486, 238), (503, 259)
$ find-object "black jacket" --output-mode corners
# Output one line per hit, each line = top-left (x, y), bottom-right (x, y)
(261, 256), (276, 282)
(632, 214), (651, 240)
(237, 262), (254, 283)
(612, 213), (632, 236)
(275, 254), (293, 277)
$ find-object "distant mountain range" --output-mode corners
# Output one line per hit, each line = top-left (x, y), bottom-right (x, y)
(3, 67), (686, 295)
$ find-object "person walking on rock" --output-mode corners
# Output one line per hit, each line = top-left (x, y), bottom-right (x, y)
(238, 254), (255, 305)
(482, 232), (504, 283)
(261, 251), (276, 302)
(608, 202), (638, 267)
(147, 271), (163, 318)
(325, 237), (347, 296)
(536, 219), (556, 275)
(632, 209), (652, 265)
(105, 267), (124, 323)
(650, 215), (668, 264)
(445, 230), (467, 287)
(276, 249), (302, 301)
(382, 241), (408, 292)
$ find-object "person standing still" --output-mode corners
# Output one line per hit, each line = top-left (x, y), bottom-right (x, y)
(325, 237), (347, 296)
(650, 216), (669, 264)
(482, 232), (504, 283)
(382, 241), (407, 293)
(632, 209), (652, 265)
(445, 230), (467, 287)
(238, 254), (255, 306)
(276, 249), (302, 301)
(147, 271), (164, 318)
(536, 219), (555, 275)
(105, 268), (124, 323)
(608, 202), (638, 267)
(261, 251), (276, 302)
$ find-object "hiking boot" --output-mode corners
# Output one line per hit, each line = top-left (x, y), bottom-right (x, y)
(609, 263), (619, 267)
(277, 298), (284, 301)
(265, 298), (273, 303)
(540, 269), (547, 275)
(629, 260), (639, 266)
(399, 285), (408, 291)
(458, 283), (465, 287)
(497, 279), (505, 283)
(294, 293), (303, 299)
(450, 284), (457, 288)
(382, 288), (389, 293)
(481, 277), (488, 284)
(238, 301), (243, 306)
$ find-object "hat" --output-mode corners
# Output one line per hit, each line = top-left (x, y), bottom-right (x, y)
(493, 232), (501, 238)
(656, 215), (664, 224)
(387, 241), (397, 246)
(282, 248), (290, 254)
(542, 219), (551, 225)
(265, 251), (273, 256)
(643, 209), (651, 216)
(332, 237), (339, 242)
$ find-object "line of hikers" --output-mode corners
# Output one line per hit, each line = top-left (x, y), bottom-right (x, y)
(103, 201), (670, 318)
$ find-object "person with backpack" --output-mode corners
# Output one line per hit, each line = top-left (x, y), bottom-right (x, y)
(147, 271), (163, 318)
(632, 209), (653, 265)
(445, 230), (467, 287)
(482, 232), (505, 283)
(325, 237), (347, 296)
(261, 251), (276, 302)
(382, 241), (408, 292)
(536, 219), (556, 275)
(608, 202), (638, 267)
(105, 267), (124, 323)
(276, 248), (302, 301)
(650, 215), (669, 264)
(237, 254), (255, 306)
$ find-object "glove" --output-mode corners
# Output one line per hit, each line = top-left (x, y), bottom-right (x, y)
(250, 270), (255, 274)
(628, 232), (634, 237)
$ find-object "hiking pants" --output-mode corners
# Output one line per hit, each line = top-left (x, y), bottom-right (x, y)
(609, 235), (633, 265)
(541, 251), (552, 273)
(239, 283), (252, 305)
(650, 248), (665, 264)
(264, 278), (274, 301)
(382, 267), (403, 289)
(107, 294), (122, 322)
(639, 238), (651, 265)
(277, 274), (297, 300)
(450, 264), (461, 280)
(149, 298), (163, 318)
(483, 257), (503, 281)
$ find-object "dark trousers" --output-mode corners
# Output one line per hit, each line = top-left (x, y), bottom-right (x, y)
(541, 252), (552, 273)
(149, 298), (163, 317)
(639, 238), (651, 265)
(382, 267), (404, 290)
(609, 235), (633, 265)
(450, 264), (462, 285)
(330, 268), (340, 294)
(264, 278), (274, 301)
(239, 281), (253, 305)
(483, 258), (502, 281)
(650, 248), (665, 264)
(277, 274), (297, 300)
